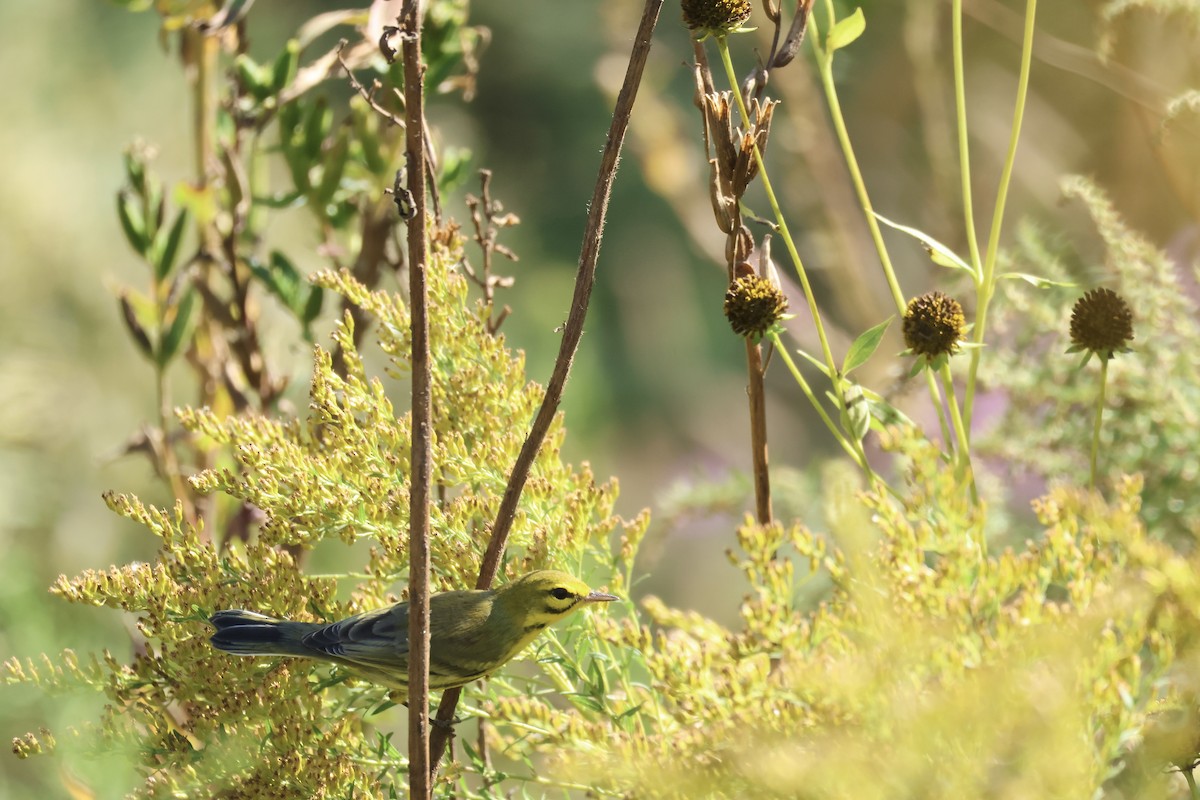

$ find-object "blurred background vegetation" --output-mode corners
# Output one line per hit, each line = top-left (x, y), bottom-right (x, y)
(1, 0), (1197, 795)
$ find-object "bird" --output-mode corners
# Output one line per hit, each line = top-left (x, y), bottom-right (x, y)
(208, 570), (618, 694)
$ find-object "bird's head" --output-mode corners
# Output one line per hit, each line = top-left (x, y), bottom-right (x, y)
(497, 569), (618, 629)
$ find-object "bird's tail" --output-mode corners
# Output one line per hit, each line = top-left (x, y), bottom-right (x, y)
(209, 610), (322, 658)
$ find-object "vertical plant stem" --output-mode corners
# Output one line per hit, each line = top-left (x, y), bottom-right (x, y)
(716, 35), (838, 504)
(159, 23), (221, 533)
(951, 0), (984, 278)
(399, 2), (433, 797)
(186, 26), (220, 258)
(806, 14), (905, 315)
(1090, 358), (1108, 490)
(714, 38), (837, 381)
(805, 12), (958, 455)
(745, 341), (772, 523)
(939, 363), (977, 507)
(963, 0), (1038, 428)
(154, 363), (197, 530)
(428, 0), (663, 773)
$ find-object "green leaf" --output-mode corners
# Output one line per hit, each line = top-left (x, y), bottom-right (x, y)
(351, 98), (389, 176)
(303, 97), (332, 161)
(313, 128), (350, 209)
(152, 208), (190, 281)
(234, 54), (272, 101)
(794, 348), (833, 378)
(863, 389), (916, 431)
(906, 356), (929, 379)
(615, 702), (646, 721)
(250, 190), (304, 210)
(568, 694), (605, 713)
(827, 8), (866, 52)
(998, 272), (1077, 288)
(157, 288), (197, 366)
(301, 285), (324, 339)
(116, 191), (148, 255)
(252, 251), (311, 320)
(836, 382), (871, 442)
(118, 291), (154, 360)
(874, 212), (976, 278)
(173, 182), (219, 227)
(270, 39), (300, 93)
(368, 699), (398, 717)
(122, 149), (147, 195)
(438, 147), (473, 194)
(842, 317), (893, 375)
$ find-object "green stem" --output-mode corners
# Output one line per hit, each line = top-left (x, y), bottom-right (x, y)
(1090, 358), (1108, 491)
(951, 0), (984, 279)
(926, 365), (954, 454)
(962, 0), (1039, 429)
(807, 11), (905, 315)
(939, 362), (977, 506)
(770, 334), (891, 500)
(714, 38), (838, 384)
(1184, 766), (1199, 800)
(808, 9), (960, 461)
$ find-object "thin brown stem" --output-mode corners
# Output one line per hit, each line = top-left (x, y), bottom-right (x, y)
(428, 0), (664, 773)
(745, 340), (772, 523)
(399, 3), (433, 798)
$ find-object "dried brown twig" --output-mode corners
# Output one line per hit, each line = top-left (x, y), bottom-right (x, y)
(463, 169), (518, 333)
(395, 3), (435, 798)
(427, 0), (666, 775)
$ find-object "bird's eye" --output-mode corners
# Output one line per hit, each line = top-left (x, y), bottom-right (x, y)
(549, 587), (573, 601)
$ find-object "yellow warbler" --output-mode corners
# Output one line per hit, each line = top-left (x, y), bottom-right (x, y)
(208, 570), (617, 694)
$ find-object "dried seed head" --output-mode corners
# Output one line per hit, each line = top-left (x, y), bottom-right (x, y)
(1069, 287), (1134, 361)
(902, 291), (965, 359)
(724, 274), (788, 340)
(681, 0), (753, 37)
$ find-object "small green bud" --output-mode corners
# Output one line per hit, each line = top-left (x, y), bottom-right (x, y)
(839, 382), (871, 443)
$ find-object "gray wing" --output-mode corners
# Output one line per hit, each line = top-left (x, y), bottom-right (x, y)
(301, 604), (409, 670)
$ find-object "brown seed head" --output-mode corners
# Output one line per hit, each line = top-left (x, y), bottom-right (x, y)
(1069, 287), (1133, 360)
(681, 0), (752, 37)
(902, 291), (965, 359)
(724, 274), (788, 340)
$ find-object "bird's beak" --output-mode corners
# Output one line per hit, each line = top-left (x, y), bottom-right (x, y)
(582, 590), (619, 604)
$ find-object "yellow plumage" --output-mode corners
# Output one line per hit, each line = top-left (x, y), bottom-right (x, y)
(208, 570), (617, 695)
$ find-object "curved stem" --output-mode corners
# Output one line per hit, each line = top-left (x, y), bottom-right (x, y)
(951, 0), (984, 279)
(770, 333), (891, 499)
(938, 361), (978, 508)
(926, 369), (954, 453)
(806, 12), (906, 316)
(962, 0), (1039, 428)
